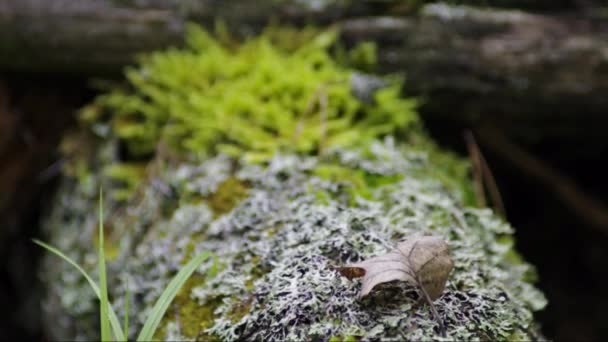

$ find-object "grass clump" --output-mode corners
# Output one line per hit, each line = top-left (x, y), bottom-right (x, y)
(35, 190), (211, 341)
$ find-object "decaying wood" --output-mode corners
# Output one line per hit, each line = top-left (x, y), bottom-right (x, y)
(0, 0), (184, 74)
(339, 6), (608, 152)
(0, 0), (395, 74)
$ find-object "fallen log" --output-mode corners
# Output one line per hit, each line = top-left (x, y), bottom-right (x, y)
(38, 28), (546, 341)
(339, 5), (608, 154)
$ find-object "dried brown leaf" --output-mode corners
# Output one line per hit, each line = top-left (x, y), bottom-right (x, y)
(338, 235), (453, 300)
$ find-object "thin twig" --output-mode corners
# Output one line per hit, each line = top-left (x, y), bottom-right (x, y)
(464, 130), (506, 218)
(417, 274), (446, 337)
(464, 130), (486, 207)
(478, 141), (506, 219)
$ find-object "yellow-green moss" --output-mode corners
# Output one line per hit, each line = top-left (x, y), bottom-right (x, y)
(329, 335), (359, 342)
(102, 163), (147, 201)
(93, 226), (120, 261)
(83, 25), (417, 163)
(154, 273), (222, 341)
(312, 163), (403, 203)
(205, 177), (249, 217)
(226, 296), (254, 324)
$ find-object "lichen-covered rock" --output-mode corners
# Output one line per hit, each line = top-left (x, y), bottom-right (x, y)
(41, 138), (545, 341)
(39, 26), (545, 341)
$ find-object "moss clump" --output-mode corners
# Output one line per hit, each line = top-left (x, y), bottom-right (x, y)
(206, 177), (249, 217)
(76, 25), (418, 201)
(102, 163), (147, 201)
(329, 335), (358, 342)
(313, 163), (403, 202)
(83, 25), (417, 163)
(156, 274), (222, 341)
(226, 296), (254, 324)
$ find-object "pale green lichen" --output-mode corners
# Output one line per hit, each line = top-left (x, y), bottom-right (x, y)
(42, 141), (546, 341)
(40, 25), (545, 341)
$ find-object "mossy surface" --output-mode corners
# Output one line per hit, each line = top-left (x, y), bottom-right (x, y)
(82, 25), (417, 162)
(42, 143), (546, 341)
(40, 26), (545, 341)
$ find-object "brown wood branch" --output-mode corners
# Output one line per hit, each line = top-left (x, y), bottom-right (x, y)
(465, 130), (507, 218)
(476, 125), (608, 235)
(478, 144), (507, 220)
(464, 130), (487, 208)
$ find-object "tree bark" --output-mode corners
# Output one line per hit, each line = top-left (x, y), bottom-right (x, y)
(0, 0), (185, 74)
(339, 6), (608, 153)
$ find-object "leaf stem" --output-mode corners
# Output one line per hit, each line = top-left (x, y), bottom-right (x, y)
(416, 275), (446, 337)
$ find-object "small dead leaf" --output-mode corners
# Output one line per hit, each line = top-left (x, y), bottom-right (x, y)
(338, 235), (454, 336)
(338, 235), (454, 300)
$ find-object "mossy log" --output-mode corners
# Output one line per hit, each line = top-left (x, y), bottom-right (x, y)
(38, 28), (545, 341)
(41, 144), (546, 341)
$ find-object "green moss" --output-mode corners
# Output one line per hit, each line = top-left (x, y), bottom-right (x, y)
(102, 163), (147, 201)
(85, 25), (417, 162)
(93, 227), (120, 261)
(314, 189), (332, 205)
(154, 274), (222, 341)
(336, 41), (377, 72)
(74, 24), (419, 207)
(226, 297), (254, 323)
(156, 250), (226, 340)
(205, 177), (249, 216)
(314, 164), (371, 198)
(329, 336), (359, 342)
(313, 163), (403, 202)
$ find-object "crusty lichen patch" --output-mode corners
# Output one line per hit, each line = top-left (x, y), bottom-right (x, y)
(41, 139), (545, 341)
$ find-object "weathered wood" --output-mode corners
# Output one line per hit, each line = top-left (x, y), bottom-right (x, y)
(339, 5), (608, 153)
(1, 1), (607, 73)
(0, 0), (184, 74)
(0, 0), (401, 73)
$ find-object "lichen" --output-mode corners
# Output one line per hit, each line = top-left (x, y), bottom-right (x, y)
(40, 25), (545, 341)
(42, 142), (546, 341)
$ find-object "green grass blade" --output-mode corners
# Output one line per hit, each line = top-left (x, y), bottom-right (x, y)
(33, 239), (126, 341)
(136, 250), (211, 342)
(124, 276), (130, 342)
(98, 189), (111, 341)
